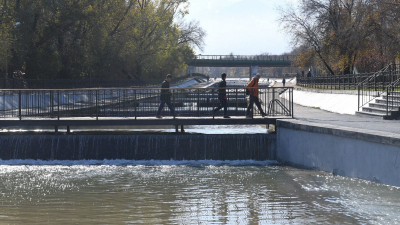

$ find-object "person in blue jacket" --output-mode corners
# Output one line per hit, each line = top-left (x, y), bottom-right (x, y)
(212, 73), (230, 118)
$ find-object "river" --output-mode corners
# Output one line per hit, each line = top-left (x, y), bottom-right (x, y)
(0, 160), (398, 224)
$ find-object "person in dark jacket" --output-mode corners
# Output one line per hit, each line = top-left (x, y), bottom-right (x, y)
(156, 74), (178, 118)
(282, 78), (286, 87)
(212, 73), (230, 118)
(246, 73), (266, 118)
(307, 69), (312, 77)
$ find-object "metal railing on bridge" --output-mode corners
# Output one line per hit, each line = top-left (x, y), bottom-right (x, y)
(0, 87), (293, 120)
(0, 75), (205, 89)
(0, 78), (147, 89)
(194, 55), (295, 61)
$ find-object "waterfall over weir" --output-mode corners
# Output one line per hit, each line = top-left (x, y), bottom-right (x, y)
(0, 134), (276, 161)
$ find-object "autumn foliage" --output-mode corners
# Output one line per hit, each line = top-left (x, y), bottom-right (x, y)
(280, 0), (400, 75)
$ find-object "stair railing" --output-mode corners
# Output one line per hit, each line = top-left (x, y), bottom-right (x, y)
(385, 77), (400, 117)
(358, 64), (396, 111)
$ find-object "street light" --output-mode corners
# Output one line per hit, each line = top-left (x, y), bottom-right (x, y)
(5, 22), (21, 80)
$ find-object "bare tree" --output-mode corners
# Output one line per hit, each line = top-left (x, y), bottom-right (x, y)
(279, 0), (392, 75)
(178, 20), (206, 51)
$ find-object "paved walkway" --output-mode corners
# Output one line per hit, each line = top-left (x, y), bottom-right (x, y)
(294, 104), (400, 135)
(270, 78), (400, 135)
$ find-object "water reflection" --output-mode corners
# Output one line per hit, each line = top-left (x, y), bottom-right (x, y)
(0, 160), (398, 224)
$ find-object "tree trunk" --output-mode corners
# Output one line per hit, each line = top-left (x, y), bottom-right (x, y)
(135, 61), (142, 80)
(57, 35), (70, 79)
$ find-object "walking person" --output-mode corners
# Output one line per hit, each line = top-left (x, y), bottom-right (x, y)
(246, 73), (267, 118)
(282, 78), (286, 87)
(212, 73), (230, 118)
(156, 74), (178, 118)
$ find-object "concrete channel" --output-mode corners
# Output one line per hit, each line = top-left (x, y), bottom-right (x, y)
(276, 119), (400, 187)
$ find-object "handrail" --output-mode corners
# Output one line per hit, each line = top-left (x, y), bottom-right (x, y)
(358, 64), (400, 114)
(0, 87), (294, 120)
(358, 64), (391, 86)
(386, 77), (400, 89)
(0, 87), (293, 92)
(385, 78), (400, 116)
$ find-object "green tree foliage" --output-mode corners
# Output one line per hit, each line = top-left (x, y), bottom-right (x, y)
(0, 0), (205, 80)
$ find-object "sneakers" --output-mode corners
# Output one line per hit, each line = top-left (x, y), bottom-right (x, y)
(156, 115), (163, 119)
(224, 115), (231, 118)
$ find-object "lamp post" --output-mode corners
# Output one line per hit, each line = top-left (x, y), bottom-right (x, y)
(5, 22), (21, 81)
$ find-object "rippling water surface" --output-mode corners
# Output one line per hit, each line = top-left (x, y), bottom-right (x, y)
(0, 160), (399, 224)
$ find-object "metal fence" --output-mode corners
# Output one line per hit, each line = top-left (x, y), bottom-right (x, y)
(0, 87), (293, 120)
(297, 73), (372, 90)
(297, 65), (398, 90)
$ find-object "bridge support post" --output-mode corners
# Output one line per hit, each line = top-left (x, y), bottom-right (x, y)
(187, 66), (195, 77)
(67, 126), (71, 134)
(250, 65), (258, 81)
(181, 125), (185, 133)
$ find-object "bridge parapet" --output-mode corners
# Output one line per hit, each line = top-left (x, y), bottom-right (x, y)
(188, 55), (295, 67)
(194, 55), (296, 61)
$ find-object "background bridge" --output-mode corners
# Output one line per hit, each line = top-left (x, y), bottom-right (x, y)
(187, 55), (295, 79)
(188, 55), (294, 67)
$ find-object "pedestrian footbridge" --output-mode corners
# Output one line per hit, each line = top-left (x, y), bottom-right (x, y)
(0, 87), (293, 132)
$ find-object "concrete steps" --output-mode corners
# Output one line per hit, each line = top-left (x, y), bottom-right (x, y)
(356, 110), (388, 119)
(375, 99), (400, 105)
(356, 96), (400, 119)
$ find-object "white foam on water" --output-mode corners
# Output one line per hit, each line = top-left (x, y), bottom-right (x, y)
(1, 126), (269, 134)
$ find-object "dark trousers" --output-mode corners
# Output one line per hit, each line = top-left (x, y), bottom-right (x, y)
(213, 96), (227, 115)
(157, 99), (175, 115)
(247, 95), (264, 115)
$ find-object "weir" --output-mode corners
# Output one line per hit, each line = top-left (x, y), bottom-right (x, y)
(0, 133), (276, 161)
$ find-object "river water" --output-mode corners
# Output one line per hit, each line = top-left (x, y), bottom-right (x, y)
(0, 160), (399, 224)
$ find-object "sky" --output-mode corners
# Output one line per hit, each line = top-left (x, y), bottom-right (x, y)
(183, 0), (299, 55)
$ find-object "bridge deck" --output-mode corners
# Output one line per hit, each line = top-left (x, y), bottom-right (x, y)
(0, 116), (282, 127)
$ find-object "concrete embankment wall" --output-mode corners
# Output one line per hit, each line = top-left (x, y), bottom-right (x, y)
(277, 120), (400, 187)
(0, 134), (276, 161)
